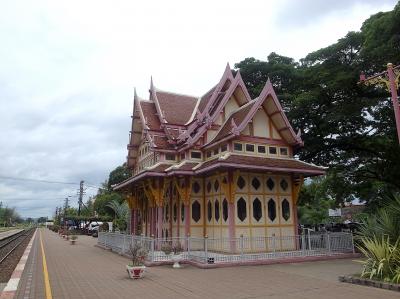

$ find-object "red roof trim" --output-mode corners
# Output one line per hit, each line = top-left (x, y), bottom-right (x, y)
(259, 79), (303, 145)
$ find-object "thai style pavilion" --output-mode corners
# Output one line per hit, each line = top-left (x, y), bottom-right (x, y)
(114, 64), (325, 244)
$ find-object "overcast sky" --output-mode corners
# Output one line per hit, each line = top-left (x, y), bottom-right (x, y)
(0, 0), (397, 218)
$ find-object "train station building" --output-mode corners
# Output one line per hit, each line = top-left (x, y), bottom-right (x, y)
(114, 65), (325, 250)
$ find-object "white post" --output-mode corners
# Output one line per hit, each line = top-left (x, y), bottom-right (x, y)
(204, 235), (208, 264)
(272, 234), (276, 253)
(326, 232), (331, 254)
(122, 234), (126, 254)
(351, 233), (355, 253)
(187, 234), (191, 257)
(151, 236), (155, 262)
(240, 234), (244, 259)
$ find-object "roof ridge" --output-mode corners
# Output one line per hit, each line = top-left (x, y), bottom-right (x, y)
(201, 84), (218, 98)
(156, 88), (199, 100)
(185, 95), (202, 125)
(229, 153), (327, 169)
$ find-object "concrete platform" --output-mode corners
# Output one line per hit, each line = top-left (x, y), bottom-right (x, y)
(0, 229), (24, 241)
(13, 229), (399, 299)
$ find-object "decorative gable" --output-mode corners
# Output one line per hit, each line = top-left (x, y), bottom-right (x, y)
(126, 64), (303, 171)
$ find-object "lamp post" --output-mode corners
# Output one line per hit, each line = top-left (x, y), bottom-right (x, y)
(359, 63), (400, 144)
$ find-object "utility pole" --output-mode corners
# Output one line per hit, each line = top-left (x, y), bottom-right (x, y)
(359, 63), (400, 144)
(64, 197), (69, 227)
(64, 197), (69, 214)
(78, 180), (84, 216)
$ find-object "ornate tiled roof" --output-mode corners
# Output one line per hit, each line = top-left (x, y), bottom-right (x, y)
(194, 154), (325, 176)
(155, 90), (198, 125)
(139, 101), (162, 131)
(124, 64), (309, 175)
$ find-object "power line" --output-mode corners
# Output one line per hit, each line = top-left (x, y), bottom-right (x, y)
(0, 175), (77, 185)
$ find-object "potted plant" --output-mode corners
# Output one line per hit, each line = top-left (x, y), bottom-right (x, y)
(171, 242), (183, 268)
(70, 235), (78, 245)
(126, 242), (148, 279)
(161, 243), (172, 257)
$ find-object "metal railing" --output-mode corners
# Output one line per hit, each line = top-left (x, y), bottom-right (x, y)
(98, 232), (354, 265)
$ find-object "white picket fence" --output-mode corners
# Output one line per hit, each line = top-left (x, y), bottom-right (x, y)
(98, 232), (355, 265)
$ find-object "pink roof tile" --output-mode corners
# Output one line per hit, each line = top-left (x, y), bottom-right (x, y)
(156, 91), (198, 125)
(139, 101), (162, 131)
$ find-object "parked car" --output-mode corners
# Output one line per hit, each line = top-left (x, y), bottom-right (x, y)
(87, 222), (103, 235)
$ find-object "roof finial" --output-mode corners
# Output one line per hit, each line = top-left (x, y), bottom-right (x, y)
(235, 69), (242, 80)
(150, 76), (154, 91)
(225, 62), (231, 73)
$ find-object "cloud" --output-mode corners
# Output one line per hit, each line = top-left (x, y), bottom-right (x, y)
(0, 0), (397, 218)
(274, 0), (396, 27)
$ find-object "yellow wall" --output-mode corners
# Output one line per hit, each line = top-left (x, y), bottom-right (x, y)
(253, 109), (270, 138)
(224, 97), (239, 118)
(143, 171), (296, 252)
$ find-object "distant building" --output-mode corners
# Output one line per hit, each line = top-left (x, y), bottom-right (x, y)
(114, 65), (325, 249)
(45, 221), (54, 227)
(329, 204), (365, 222)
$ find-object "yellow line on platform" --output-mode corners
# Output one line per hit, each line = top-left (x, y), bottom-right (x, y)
(40, 230), (53, 299)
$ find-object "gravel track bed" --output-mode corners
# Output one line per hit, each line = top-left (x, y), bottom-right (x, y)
(0, 229), (35, 282)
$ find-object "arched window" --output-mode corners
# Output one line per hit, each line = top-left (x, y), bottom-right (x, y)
(181, 203), (185, 222)
(253, 198), (262, 221)
(207, 181), (212, 193)
(237, 197), (247, 221)
(192, 181), (200, 194)
(215, 199), (220, 222)
(173, 203), (177, 222)
(192, 200), (201, 222)
(222, 198), (228, 222)
(207, 201), (212, 222)
(214, 180), (219, 192)
(267, 199), (276, 221)
(282, 199), (290, 221)
(165, 204), (169, 222)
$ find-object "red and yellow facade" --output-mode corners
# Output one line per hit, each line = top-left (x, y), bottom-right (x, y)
(115, 65), (325, 250)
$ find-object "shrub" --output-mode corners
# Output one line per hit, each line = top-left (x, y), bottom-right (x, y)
(358, 234), (400, 283)
(161, 243), (172, 255)
(128, 242), (148, 266)
(100, 222), (109, 232)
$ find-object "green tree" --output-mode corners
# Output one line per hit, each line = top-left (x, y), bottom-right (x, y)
(107, 163), (131, 191)
(93, 192), (124, 217)
(235, 3), (400, 207)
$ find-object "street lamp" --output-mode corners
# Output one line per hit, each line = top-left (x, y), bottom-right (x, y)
(359, 63), (400, 144)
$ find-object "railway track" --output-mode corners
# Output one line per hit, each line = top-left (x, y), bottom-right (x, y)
(0, 228), (35, 266)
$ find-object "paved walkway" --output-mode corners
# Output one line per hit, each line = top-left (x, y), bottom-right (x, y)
(14, 228), (399, 299)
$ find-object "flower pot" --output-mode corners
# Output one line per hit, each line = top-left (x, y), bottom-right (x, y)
(70, 240), (76, 245)
(171, 254), (183, 268)
(126, 265), (146, 279)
